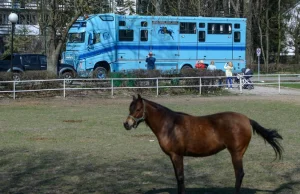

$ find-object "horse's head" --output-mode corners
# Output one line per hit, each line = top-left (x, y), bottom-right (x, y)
(123, 94), (145, 130)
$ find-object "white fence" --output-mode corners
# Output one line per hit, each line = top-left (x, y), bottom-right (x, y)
(0, 74), (300, 99)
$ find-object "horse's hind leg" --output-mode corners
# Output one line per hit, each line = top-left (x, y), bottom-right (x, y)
(230, 152), (245, 194)
(170, 154), (185, 194)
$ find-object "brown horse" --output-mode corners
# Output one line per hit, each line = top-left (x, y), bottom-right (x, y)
(123, 94), (283, 194)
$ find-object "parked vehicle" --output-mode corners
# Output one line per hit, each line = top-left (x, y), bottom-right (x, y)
(61, 13), (247, 78)
(0, 53), (76, 83)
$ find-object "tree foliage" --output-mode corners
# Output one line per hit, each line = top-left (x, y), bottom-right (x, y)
(136, 0), (300, 70)
(12, 0), (298, 73)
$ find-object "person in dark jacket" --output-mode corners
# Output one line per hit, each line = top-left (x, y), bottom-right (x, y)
(146, 52), (156, 70)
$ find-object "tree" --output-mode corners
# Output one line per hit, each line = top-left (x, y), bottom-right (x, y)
(3, 25), (43, 57)
(38, 0), (109, 74)
(116, 0), (136, 15)
(285, 4), (300, 64)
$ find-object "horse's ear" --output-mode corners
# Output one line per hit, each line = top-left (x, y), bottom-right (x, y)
(132, 95), (137, 101)
(137, 94), (142, 99)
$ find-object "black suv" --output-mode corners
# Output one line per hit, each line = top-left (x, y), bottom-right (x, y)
(0, 54), (76, 83)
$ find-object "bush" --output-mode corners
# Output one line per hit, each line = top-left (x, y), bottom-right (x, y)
(108, 69), (225, 95)
(0, 71), (61, 98)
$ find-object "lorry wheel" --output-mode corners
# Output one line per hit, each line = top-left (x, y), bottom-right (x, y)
(181, 65), (192, 70)
(94, 67), (107, 79)
(62, 72), (74, 85)
(180, 65), (192, 73)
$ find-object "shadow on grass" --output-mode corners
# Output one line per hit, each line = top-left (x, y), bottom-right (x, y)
(144, 187), (272, 194)
(0, 148), (299, 194)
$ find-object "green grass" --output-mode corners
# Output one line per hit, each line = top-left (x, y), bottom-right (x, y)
(267, 83), (300, 89)
(0, 96), (300, 194)
(279, 83), (300, 89)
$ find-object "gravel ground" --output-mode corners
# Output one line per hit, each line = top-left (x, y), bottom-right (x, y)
(228, 84), (300, 96)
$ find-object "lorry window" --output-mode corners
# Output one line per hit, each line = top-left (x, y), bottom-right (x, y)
(68, 32), (85, 43)
(119, 30), (134, 41)
(140, 30), (148, 41)
(234, 23), (240, 29)
(234, 32), (241, 42)
(199, 23), (205, 28)
(94, 33), (101, 43)
(198, 31), (205, 42)
(99, 15), (114, 21)
(119, 21), (126, 26)
(208, 23), (232, 34)
(141, 21), (147, 27)
(180, 22), (196, 34)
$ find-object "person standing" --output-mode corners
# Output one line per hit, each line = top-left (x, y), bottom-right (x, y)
(207, 60), (216, 71)
(224, 61), (233, 89)
(146, 52), (156, 70)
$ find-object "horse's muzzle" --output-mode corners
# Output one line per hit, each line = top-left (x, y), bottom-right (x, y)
(123, 122), (132, 130)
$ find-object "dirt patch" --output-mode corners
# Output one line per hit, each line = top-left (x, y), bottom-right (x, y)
(28, 137), (56, 141)
(62, 120), (84, 123)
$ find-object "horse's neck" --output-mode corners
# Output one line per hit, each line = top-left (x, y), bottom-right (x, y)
(144, 100), (169, 136)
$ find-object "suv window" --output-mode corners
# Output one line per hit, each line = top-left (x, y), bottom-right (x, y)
(39, 55), (47, 64)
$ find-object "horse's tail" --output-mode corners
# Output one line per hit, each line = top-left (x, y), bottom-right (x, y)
(250, 119), (283, 160)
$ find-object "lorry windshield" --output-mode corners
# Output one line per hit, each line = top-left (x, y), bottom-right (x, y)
(68, 32), (85, 43)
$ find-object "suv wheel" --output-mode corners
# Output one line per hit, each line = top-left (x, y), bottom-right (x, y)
(12, 73), (21, 82)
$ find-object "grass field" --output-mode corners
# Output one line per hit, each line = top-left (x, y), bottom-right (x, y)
(0, 95), (300, 194)
(279, 83), (300, 89)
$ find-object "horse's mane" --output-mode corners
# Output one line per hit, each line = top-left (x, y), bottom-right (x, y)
(144, 98), (189, 116)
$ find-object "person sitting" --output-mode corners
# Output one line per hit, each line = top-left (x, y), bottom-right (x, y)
(195, 60), (206, 69)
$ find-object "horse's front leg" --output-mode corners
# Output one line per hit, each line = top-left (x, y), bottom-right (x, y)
(170, 154), (185, 194)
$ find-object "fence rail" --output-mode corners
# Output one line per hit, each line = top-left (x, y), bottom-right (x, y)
(0, 74), (300, 99)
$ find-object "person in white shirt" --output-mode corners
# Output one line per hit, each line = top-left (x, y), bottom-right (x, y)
(207, 60), (216, 71)
(224, 62), (233, 89)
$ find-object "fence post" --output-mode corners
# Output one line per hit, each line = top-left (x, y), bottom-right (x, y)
(278, 74), (281, 94)
(156, 78), (159, 96)
(13, 81), (16, 100)
(63, 79), (66, 98)
(239, 75), (242, 93)
(111, 78), (114, 96)
(199, 77), (202, 95)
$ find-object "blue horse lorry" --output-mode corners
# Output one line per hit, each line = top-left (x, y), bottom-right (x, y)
(61, 13), (246, 79)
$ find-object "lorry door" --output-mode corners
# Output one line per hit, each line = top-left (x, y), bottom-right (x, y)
(178, 22), (197, 66)
(197, 22), (207, 63)
(232, 23), (244, 72)
(138, 27), (151, 69)
(152, 21), (179, 71)
(205, 23), (233, 64)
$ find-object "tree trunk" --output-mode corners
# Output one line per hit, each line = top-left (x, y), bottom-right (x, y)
(258, 18), (266, 73)
(46, 0), (83, 74)
(265, 0), (269, 73)
(275, 0), (281, 68)
(244, 0), (253, 68)
(155, 0), (162, 15)
(230, 0), (240, 17)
